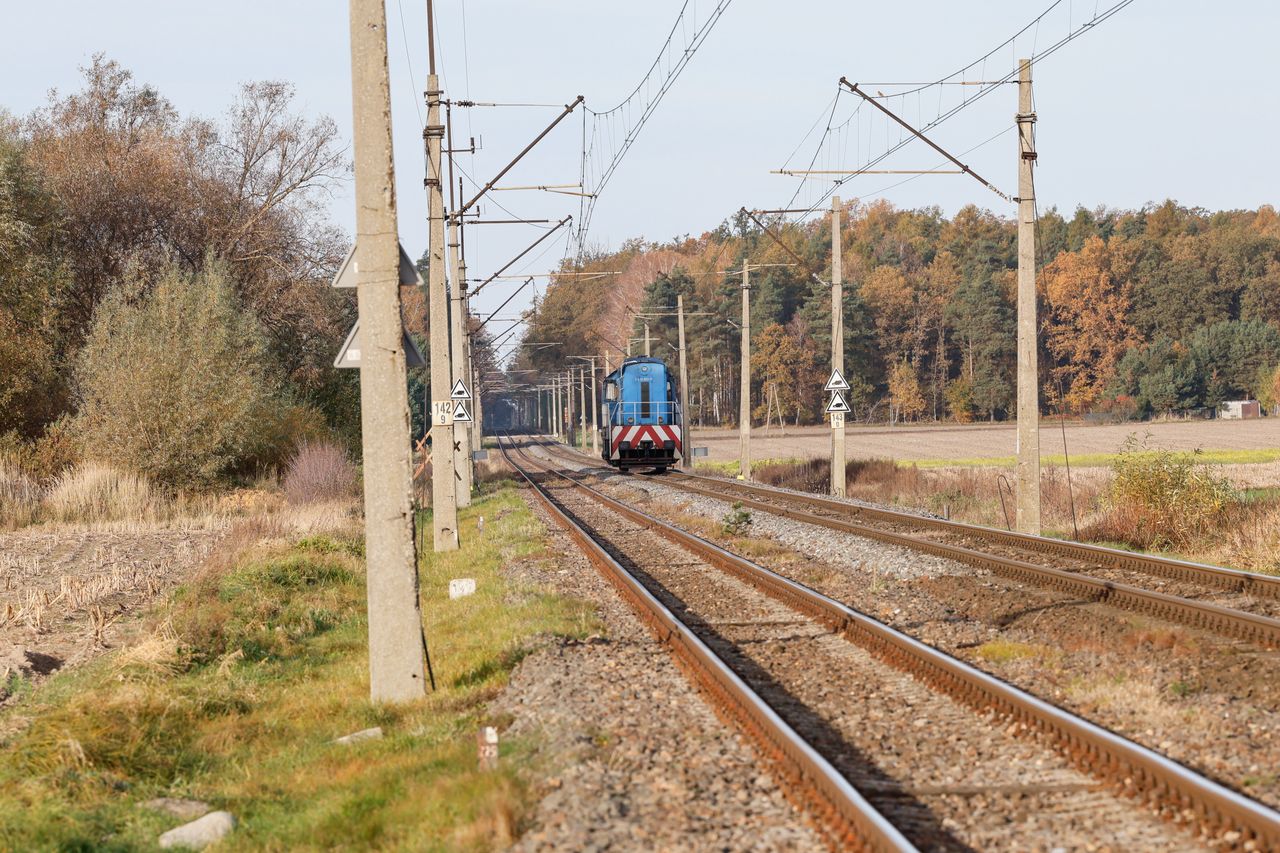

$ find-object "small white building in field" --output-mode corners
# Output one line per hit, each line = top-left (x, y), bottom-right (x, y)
(1222, 400), (1261, 420)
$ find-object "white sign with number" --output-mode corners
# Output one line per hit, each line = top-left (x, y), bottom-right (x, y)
(432, 400), (455, 426)
(830, 412), (845, 429)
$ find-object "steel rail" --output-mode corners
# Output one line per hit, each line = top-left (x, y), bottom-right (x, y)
(513, 438), (1280, 848)
(496, 435), (916, 852)
(531, 440), (1280, 646)
(671, 468), (1280, 602)
(658, 473), (1280, 647)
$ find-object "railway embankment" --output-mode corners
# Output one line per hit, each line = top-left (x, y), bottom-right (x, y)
(0, 484), (678, 850)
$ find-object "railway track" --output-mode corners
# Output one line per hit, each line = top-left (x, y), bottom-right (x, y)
(502, 434), (1280, 850)
(536, 438), (1280, 648)
(497, 436), (914, 851)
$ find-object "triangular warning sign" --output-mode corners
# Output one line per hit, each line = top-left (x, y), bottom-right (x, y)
(333, 321), (426, 369)
(450, 378), (471, 399)
(824, 369), (850, 392)
(452, 400), (473, 422)
(332, 242), (423, 289)
(825, 391), (851, 413)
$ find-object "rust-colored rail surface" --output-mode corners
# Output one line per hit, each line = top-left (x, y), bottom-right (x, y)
(515, 436), (1280, 849)
(672, 467), (1280, 600)
(535, 438), (1280, 647)
(496, 436), (917, 852)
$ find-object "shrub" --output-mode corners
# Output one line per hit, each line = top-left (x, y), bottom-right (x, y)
(74, 259), (283, 488)
(1085, 434), (1237, 549)
(283, 441), (358, 505)
(721, 502), (752, 536)
(42, 462), (157, 523)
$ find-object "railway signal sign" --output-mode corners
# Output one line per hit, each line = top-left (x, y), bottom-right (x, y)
(824, 369), (850, 392)
(431, 400), (455, 426)
(334, 321), (426, 369)
(825, 391), (851, 414)
(331, 241), (423, 289)
(452, 400), (473, 422)
(450, 378), (471, 399)
(830, 412), (845, 429)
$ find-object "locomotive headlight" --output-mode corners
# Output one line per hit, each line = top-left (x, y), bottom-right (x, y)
(627, 417), (635, 425)
(658, 416), (665, 424)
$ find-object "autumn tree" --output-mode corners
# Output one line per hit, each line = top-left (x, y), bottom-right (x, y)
(888, 361), (925, 423)
(1041, 236), (1138, 412)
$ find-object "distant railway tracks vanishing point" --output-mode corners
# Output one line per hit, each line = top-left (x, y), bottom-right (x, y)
(537, 438), (1280, 648)
(501, 434), (1280, 850)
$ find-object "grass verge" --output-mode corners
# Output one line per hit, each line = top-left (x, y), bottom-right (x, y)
(0, 483), (597, 851)
(913, 447), (1280, 469)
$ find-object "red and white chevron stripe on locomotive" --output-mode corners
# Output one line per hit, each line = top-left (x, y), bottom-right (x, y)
(610, 424), (683, 456)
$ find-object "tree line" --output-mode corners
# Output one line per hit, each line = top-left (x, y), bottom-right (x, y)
(0, 57), (358, 485)
(515, 199), (1280, 426)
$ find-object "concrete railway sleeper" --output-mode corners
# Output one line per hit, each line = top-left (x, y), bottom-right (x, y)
(506, 435), (1280, 850)
(534, 438), (1280, 648)
(496, 436), (916, 852)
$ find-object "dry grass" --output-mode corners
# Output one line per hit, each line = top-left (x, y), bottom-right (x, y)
(43, 463), (158, 524)
(0, 458), (42, 529)
(751, 456), (1107, 532)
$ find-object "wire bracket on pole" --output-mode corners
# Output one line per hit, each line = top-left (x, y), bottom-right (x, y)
(738, 208), (828, 289)
(838, 77), (1013, 204)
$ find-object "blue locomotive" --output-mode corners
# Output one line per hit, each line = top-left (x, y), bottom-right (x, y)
(600, 356), (683, 471)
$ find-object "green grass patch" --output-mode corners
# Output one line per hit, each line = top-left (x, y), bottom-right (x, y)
(974, 639), (1044, 664)
(914, 447), (1280, 469)
(694, 457), (805, 476)
(0, 486), (598, 851)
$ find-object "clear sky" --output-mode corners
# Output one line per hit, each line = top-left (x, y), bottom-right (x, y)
(3, 1), (1277, 325)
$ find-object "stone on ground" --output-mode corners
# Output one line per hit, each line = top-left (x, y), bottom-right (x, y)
(157, 810), (236, 849)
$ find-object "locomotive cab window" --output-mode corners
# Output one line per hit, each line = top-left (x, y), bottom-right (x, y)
(639, 381), (651, 419)
(604, 381), (618, 401)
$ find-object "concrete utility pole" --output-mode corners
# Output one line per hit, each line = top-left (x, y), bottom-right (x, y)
(1015, 58), (1041, 534)
(644, 322), (651, 357)
(739, 264), (751, 481)
(447, 221), (473, 507)
(577, 366), (587, 449)
(588, 361), (599, 456)
(423, 3), (458, 551)
(677, 294), (691, 469)
(565, 371), (575, 446)
(347, 0), (427, 702)
(554, 375), (563, 441)
(831, 196), (846, 497)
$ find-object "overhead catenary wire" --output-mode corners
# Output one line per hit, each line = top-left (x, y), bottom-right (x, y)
(574, 0), (736, 258)
(776, 0), (1136, 224)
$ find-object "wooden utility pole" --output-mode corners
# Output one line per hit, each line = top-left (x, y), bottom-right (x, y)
(423, 2), (458, 551)
(830, 196), (846, 496)
(347, 0), (427, 702)
(677, 294), (691, 469)
(447, 222), (472, 507)
(1015, 58), (1041, 534)
(739, 264), (751, 480)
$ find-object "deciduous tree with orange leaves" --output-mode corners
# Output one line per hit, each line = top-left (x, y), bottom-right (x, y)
(1040, 235), (1139, 412)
